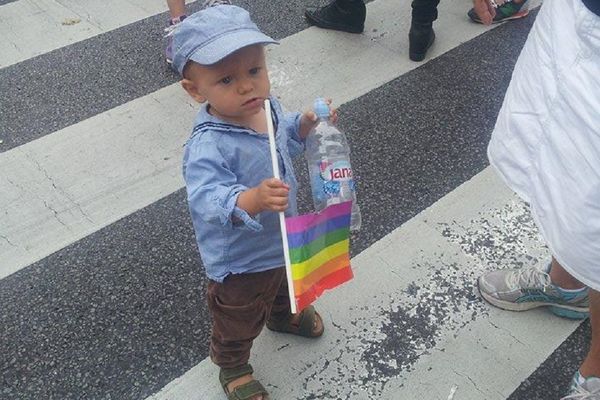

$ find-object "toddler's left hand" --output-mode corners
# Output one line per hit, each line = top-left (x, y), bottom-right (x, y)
(299, 98), (338, 139)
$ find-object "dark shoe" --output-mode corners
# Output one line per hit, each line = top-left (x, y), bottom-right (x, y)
(266, 305), (325, 338)
(305, 0), (366, 33)
(468, 0), (529, 24)
(408, 22), (435, 62)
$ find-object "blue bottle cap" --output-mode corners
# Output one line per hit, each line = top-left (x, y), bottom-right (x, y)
(313, 98), (330, 119)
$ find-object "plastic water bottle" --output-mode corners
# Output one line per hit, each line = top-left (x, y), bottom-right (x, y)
(305, 98), (361, 230)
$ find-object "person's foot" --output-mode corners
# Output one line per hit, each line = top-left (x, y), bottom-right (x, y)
(408, 22), (435, 62)
(227, 374), (267, 400)
(220, 364), (269, 400)
(290, 309), (324, 335)
(468, 0), (529, 24)
(561, 370), (600, 399)
(478, 264), (590, 319)
(203, 0), (232, 6)
(266, 305), (325, 337)
(305, 0), (366, 33)
(164, 15), (186, 65)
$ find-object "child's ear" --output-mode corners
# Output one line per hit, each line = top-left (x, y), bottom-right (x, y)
(181, 79), (207, 103)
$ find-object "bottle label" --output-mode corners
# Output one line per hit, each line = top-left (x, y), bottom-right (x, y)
(320, 161), (353, 182)
(313, 160), (356, 199)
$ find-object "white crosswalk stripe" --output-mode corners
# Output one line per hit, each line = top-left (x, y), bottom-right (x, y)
(0, 0), (198, 68)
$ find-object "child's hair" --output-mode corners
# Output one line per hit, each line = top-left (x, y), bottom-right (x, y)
(181, 61), (196, 80)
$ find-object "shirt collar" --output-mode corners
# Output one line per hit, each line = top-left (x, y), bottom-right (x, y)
(191, 96), (280, 140)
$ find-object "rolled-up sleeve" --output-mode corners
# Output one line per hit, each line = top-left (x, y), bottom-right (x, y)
(184, 139), (263, 232)
(284, 112), (305, 159)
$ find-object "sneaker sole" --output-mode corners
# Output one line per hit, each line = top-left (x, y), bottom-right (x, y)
(549, 306), (589, 320)
(479, 288), (589, 320)
(493, 9), (529, 23)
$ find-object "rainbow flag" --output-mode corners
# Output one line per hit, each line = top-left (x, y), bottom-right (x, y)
(284, 201), (354, 312)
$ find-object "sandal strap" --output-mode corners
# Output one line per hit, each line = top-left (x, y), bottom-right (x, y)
(226, 379), (269, 400)
(266, 305), (323, 338)
(220, 364), (254, 388)
(297, 305), (316, 337)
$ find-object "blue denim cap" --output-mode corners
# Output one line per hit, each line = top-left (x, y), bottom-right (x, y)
(172, 5), (278, 76)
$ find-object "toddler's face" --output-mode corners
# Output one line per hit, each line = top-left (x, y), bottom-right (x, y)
(182, 45), (271, 125)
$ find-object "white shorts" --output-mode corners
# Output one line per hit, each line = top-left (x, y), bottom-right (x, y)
(488, 0), (600, 290)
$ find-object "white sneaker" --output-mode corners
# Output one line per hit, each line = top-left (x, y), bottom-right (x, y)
(562, 371), (600, 399)
(477, 263), (589, 319)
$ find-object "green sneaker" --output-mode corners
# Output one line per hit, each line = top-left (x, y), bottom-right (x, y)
(477, 264), (590, 320)
(468, 0), (530, 24)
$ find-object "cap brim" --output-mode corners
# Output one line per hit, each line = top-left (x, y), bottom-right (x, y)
(188, 29), (278, 66)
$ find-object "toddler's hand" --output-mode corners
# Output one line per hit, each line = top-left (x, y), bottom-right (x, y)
(300, 98), (338, 139)
(256, 178), (290, 212)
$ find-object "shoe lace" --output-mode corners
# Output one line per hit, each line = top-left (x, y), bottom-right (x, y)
(203, 0), (232, 8)
(506, 266), (551, 290)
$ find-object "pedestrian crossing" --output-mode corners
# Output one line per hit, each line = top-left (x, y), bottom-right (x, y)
(0, 0), (200, 68)
(0, 0), (587, 399)
(1, 0), (502, 279)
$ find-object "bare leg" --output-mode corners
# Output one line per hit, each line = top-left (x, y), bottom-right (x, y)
(167, 0), (186, 19)
(549, 257), (586, 290)
(549, 258), (599, 377)
(580, 290), (600, 377)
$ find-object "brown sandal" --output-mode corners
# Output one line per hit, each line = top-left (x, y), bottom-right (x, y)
(266, 305), (324, 338)
(219, 364), (269, 400)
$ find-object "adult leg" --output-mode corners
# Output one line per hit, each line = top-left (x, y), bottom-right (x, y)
(164, 0), (187, 64)
(167, 0), (186, 20)
(580, 289), (600, 378)
(561, 290), (600, 398)
(550, 257), (586, 290)
(411, 0), (440, 24)
(409, 0), (440, 61)
(305, 0), (366, 34)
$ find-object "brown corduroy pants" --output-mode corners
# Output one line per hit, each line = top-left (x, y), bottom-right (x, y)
(206, 267), (292, 369)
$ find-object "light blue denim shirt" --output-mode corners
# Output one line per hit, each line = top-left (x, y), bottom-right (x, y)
(183, 97), (304, 282)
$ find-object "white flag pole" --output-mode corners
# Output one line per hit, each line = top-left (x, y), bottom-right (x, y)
(264, 99), (297, 314)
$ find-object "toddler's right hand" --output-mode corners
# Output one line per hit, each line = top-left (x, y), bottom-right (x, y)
(256, 178), (290, 212)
